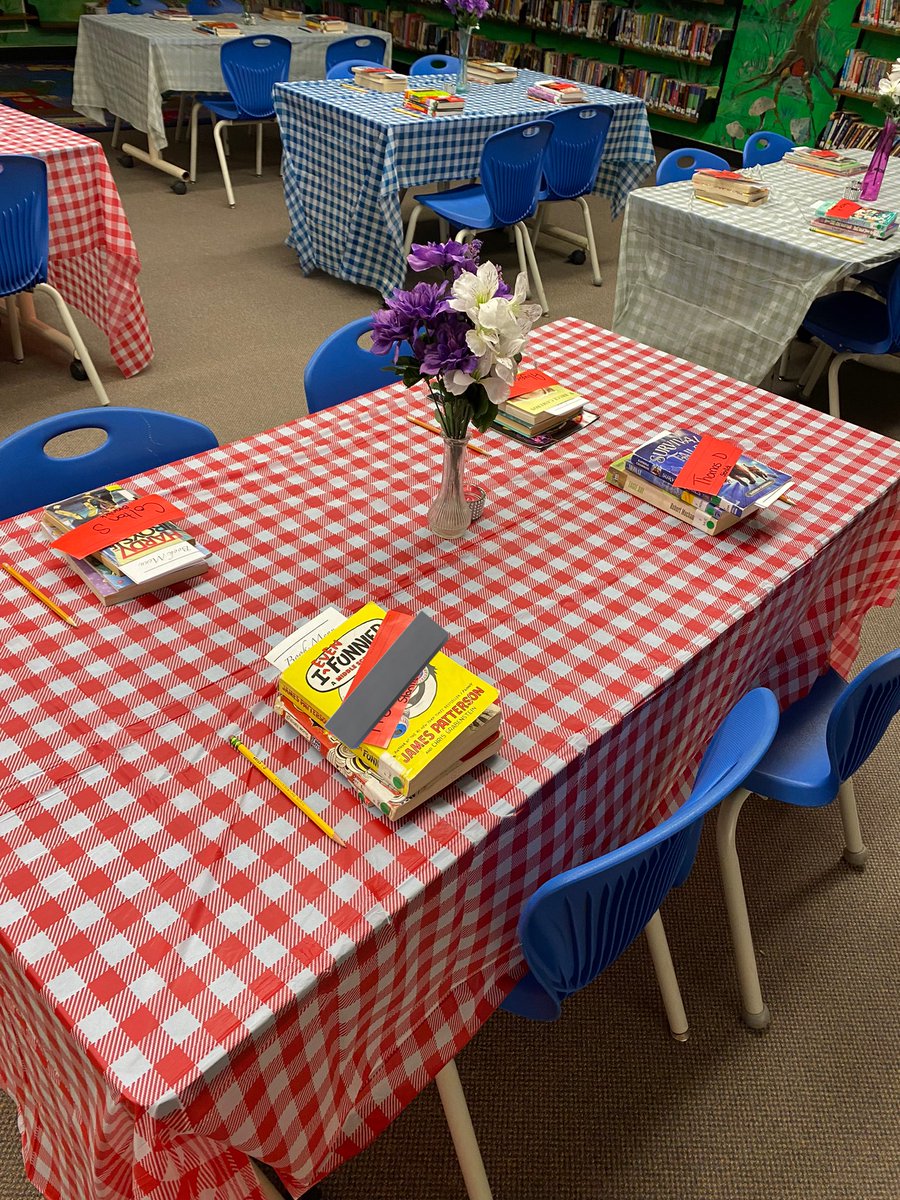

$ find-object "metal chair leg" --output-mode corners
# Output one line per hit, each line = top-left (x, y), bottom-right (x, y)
(5, 293), (24, 361)
(434, 1060), (493, 1200)
(516, 220), (548, 315)
(256, 122), (264, 177)
(826, 351), (855, 420)
(34, 283), (110, 406)
(644, 909), (689, 1041)
(189, 101), (202, 183)
(403, 203), (424, 256)
(716, 788), (771, 1031)
(512, 221), (529, 289)
(577, 194), (602, 286)
(175, 93), (188, 143)
(797, 341), (831, 397)
(111, 115), (121, 149)
(838, 777), (870, 869)
(212, 118), (236, 208)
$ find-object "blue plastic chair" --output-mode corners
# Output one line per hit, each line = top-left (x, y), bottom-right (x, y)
(499, 688), (779, 1036)
(742, 131), (795, 168)
(656, 147), (729, 185)
(0, 407), (218, 520)
(409, 54), (461, 76)
(304, 316), (413, 414)
(795, 258), (900, 419)
(187, 0), (243, 12)
(325, 58), (383, 81)
(0, 155), (110, 406)
(189, 34), (292, 206)
(324, 35), (385, 74)
(531, 104), (613, 287)
(718, 653), (900, 1031)
(106, 0), (168, 12)
(403, 120), (554, 314)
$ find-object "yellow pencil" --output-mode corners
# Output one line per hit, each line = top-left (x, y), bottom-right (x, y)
(1, 561), (78, 628)
(229, 735), (347, 847)
(809, 227), (867, 245)
(695, 194), (728, 207)
(405, 414), (491, 457)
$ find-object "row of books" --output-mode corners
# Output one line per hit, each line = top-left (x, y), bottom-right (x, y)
(276, 603), (502, 821)
(835, 48), (895, 97)
(593, 64), (719, 119)
(857, 0), (900, 29)
(317, 0), (388, 28)
(818, 110), (900, 159)
(603, 10), (726, 63)
(691, 168), (769, 207)
(606, 430), (793, 537)
(809, 198), (898, 243)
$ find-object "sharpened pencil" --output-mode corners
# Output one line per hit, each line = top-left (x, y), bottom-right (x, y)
(229, 735), (347, 847)
(1, 562), (78, 628)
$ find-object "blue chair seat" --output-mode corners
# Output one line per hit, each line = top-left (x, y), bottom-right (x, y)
(802, 290), (894, 355)
(195, 94), (246, 122)
(411, 183), (497, 230)
(744, 670), (847, 806)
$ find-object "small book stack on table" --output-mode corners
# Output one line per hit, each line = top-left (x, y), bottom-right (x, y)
(467, 59), (517, 84)
(276, 603), (502, 821)
(194, 19), (242, 36)
(351, 66), (409, 92)
(262, 6), (303, 18)
(526, 79), (586, 104)
(493, 368), (587, 446)
(607, 429), (793, 535)
(402, 88), (465, 115)
(150, 8), (193, 19)
(691, 169), (769, 206)
(782, 147), (866, 176)
(809, 198), (898, 242)
(305, 13), (347, 31)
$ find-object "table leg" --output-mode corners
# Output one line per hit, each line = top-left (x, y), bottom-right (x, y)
(119, 130), (190, 191)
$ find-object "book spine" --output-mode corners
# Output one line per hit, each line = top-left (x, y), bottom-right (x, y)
(624, 458), (740, 517)
(608, 462), (733, 533)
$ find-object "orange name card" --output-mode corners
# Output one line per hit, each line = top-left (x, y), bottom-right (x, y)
(50, 495), (186, 559)
(825, 198), (862, 219)
(507, 368), (558, 399)
(672, 436), (742, 496)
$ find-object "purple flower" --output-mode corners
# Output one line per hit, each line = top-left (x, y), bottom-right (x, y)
(408, 239), (482, 276)
(417, 311), (478, 376)
(370, 281), (450, 353)
(444, 0), (490, 24)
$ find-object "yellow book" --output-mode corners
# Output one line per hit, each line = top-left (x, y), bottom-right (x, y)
(505, 384), (582, 417)
(278, 603), (500, 794)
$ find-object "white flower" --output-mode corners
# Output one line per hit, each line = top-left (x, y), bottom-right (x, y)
(448, 261), (501, 318)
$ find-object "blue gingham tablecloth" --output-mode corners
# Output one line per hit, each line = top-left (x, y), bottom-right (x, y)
(274, 70), (654, 295)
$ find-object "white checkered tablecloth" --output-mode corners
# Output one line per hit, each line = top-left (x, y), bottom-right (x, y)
(613, 156), (900, 385)
(72, 14), (392, 151)
(274, 72), (654, 295)
(0, 319), (898, 1200)
(0, 107), (152, 378)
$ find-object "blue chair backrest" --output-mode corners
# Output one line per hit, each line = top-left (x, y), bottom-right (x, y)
(742, 131), (795, 168)
(220, 34), (292, 120)
(656, 147), (729, 185)
(826, 651), (900, 782)
(506, 689), (779, 1021)
(0, 154), (49, 297)
(409, 54), (461, 76)
(326, 58), (381, 80)
(304, 316), (412, 414)
(324, 35), (385, 73)
(187, 0), (243, 13)
(480, 120), (554, 228)
(542, 103), (613, 201)
(0, 408), (219, 521)
(106, 0), (168, 12)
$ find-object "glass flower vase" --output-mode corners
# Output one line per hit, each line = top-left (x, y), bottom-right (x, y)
(427, 437), (472, 539)
(455, 25), (476, 94)
(860, 117), (897, 202)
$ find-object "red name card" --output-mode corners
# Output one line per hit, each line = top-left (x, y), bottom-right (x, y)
(825, 199), (862, 219)
(50, 495), (186, 559)
(672, 436), (742, 496)
(507, 367), (557, 398)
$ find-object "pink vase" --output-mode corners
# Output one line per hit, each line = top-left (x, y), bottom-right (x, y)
(859, 116), (898, 202)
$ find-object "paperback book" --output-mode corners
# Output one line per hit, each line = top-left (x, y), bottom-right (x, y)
(691, 169), (769, 206)
(526, 79), (586, 104)
(607, 456), (742, 534)
(351, 66), (409, 92)
(783, 147), (867, 176)
(809, 198), (898, 240)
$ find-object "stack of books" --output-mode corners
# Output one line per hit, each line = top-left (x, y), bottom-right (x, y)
(526, 79), (586, 104)
(494, 369), (586, 446)
(402, 88), (465, 115)
(351, 65), (409, 92)
(150, 8), (193, 19)
(276, 603), (502, 821)
(809, 198), (898, 242)
(194, 19), (242, 36)
(467, 59), (517, 84)
(606, 430), (792, 535)
(42, 485), (211, 604)
(782, 146), (866, 176)
(691, 168), (769, 206)
(305, 13), (347, 31)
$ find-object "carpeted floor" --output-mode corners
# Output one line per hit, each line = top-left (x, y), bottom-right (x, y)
(0, 129), (898, 1200)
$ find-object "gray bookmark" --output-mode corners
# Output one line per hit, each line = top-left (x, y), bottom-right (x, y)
(325, 612), (449, 749)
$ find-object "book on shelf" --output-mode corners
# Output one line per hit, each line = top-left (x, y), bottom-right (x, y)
(857, 0), (900, 30)
(835, 47), (895, 97)
(630, 430), (793, 518)
(783, 147), (867, 176)
(819, 110), (900, 159)
(809, 198), (899, 241)
(526, 79), (586, 105)
(194, 19), (242, 36)
(691, 169), (769, 206)
(351, 66), (409, 92)
(278, 602), (501, 798)
(607, 456), (744, 535)
(305, 13), (347, 31)
(41, 485), (210, 604)
(403, 88), (465, 114)
(466, 59), (517, 83)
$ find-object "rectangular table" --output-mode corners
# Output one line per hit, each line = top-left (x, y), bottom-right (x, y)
(72, 14), (391, 182)
(273, 71), (655, 295)
(613, 155), (900, 385)
(0, 318), (898, 1200)
(0, 106), (152, 378)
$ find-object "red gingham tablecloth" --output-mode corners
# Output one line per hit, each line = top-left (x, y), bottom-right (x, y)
(0, 108), (152, 378)
(0, 320), (898, 1200)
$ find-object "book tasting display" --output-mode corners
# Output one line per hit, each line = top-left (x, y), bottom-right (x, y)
(690, 168), (769, 206)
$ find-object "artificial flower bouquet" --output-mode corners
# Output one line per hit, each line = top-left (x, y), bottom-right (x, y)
(876, 57), (900, 118)
(444, 0), (490, 26)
